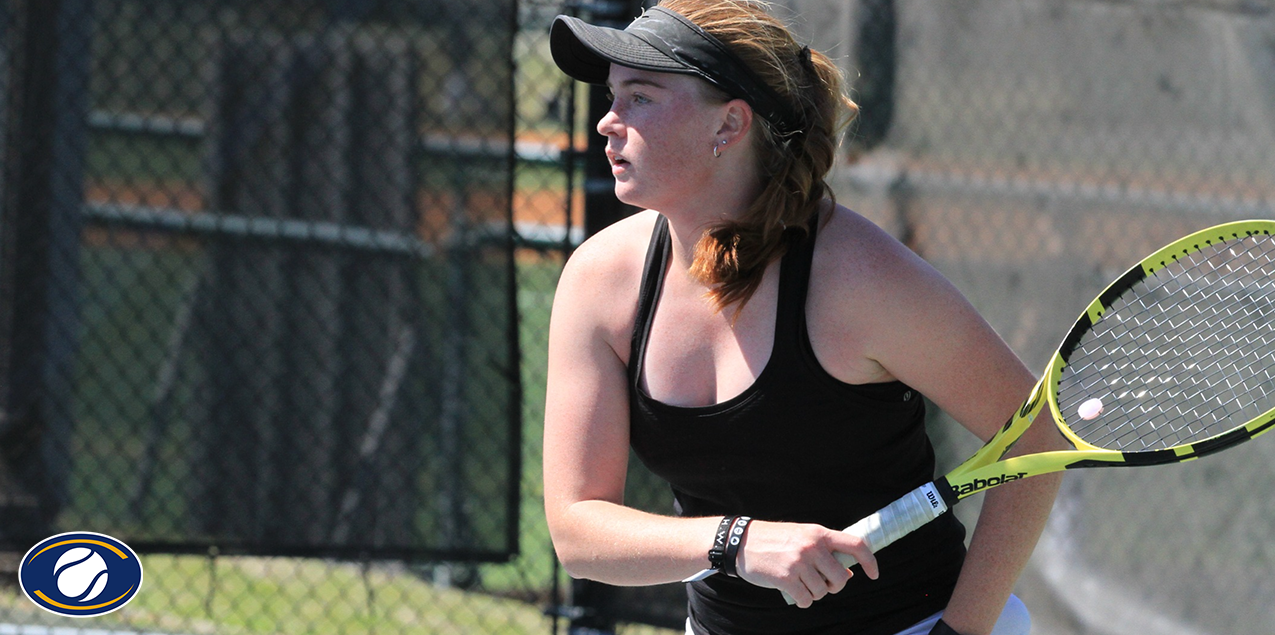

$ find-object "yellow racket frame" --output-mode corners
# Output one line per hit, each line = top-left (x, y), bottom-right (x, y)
(938, 219), (1275, 505)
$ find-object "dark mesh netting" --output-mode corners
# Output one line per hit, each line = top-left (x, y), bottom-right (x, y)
(1, 0), (520, 561)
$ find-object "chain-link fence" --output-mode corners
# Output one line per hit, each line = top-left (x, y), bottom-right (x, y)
(2, 0), (551, 631)
(827, 2), (1275, 634)
(2, 1), (1273, 634)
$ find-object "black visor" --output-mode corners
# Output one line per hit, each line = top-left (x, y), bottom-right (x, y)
(550, 7), (802, 134)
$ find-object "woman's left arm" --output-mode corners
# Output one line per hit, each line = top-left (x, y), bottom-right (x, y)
(937, 414), (1062, 635)
(810, 210), (1066, 635)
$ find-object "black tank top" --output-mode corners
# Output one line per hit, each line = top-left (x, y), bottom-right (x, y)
(628, 215), (967, 635)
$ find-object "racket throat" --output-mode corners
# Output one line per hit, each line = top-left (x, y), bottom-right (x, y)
(932, 477), (960, 508)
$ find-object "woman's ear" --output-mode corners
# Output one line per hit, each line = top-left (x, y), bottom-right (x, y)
(716, 98), (754, 150)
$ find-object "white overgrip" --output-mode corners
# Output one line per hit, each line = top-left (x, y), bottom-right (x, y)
(783, 482), (949, 604)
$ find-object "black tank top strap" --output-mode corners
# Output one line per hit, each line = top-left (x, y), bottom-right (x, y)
(771, 215), (821, 364)
(787, 215), (820, 312)
(629, 214), (671, 387)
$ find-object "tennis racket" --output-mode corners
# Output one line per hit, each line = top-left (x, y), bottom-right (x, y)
(779, 219), (1275, 604)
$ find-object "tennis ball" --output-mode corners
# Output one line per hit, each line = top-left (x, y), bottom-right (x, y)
(1078, 398), (1104, 421)
(54, 547), (109, 602)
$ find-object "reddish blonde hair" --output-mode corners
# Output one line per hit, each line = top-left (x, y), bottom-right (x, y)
(661, 0), (857, 312)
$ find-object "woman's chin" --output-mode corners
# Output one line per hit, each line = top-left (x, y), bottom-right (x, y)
(612, 184), (646, 209)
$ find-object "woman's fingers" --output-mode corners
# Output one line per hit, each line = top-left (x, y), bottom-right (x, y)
(825, 530), (880, 580)
(734, 521), (879, 607)
(783, 578), (816, 608)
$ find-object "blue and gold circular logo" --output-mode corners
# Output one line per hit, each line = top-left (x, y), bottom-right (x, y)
(18, 532), (143, 617)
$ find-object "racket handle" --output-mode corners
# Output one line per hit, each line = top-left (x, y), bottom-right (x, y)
(782, 482), (949, 605)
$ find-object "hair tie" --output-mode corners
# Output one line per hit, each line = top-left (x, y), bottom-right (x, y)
(798, 45), (813, 69)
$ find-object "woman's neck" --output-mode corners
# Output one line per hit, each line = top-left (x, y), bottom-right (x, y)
(656, 167), (761, 271)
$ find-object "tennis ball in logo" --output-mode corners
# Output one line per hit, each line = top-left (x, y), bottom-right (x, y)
(53, 548), (109, 602)
(19, 532), (142, 617)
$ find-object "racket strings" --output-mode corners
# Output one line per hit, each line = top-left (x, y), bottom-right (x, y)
(1112, 249), (1275, 446)
(1059, 233), (1275, 452)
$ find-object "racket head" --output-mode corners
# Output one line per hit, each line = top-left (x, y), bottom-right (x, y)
(1045, 220), (1275, 464)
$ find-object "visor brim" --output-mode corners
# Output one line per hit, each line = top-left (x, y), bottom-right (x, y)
(550, 15), (695, 85)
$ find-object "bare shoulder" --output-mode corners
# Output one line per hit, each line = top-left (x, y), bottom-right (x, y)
(815, 206), (1042, 441)
(552, 210), (661, 362)
(559, 209), (660, 297)
(807, 205), (978, 384)
(809, 205), (941, 302)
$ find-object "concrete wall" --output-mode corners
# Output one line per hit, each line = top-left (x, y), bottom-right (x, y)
(786, 0), (1275, 184)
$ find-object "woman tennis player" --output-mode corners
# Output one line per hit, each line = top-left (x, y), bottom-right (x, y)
(542, 2), (1065, 634)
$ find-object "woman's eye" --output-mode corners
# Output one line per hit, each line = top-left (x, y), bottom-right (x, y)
(604, 90), (650, 106)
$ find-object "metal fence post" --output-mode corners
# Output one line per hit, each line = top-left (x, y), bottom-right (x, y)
(851, 0), (896, 151)
(579, 0), (644, 240)
(0, 0), (93, 546)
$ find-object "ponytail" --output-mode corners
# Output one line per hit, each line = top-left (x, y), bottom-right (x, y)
(663, 0), (858, 312)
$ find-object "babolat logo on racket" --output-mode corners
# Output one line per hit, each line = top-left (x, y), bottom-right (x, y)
(18, 532), (143, 617)
(954, 473), (1029, 496)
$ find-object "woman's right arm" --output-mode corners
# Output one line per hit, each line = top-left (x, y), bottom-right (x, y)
(542, 217), (876, 603)
(542, 223), (722, 585)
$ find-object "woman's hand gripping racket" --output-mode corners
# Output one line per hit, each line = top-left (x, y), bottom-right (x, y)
(776, 219), (1275, 604)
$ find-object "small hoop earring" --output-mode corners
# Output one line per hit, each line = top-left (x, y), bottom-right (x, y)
(713, 139), (725, 158)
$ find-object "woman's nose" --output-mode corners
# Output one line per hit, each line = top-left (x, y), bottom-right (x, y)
(596, 107), (621, 137)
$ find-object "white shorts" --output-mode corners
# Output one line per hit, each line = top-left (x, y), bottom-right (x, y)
(683, 594), (1030, 635)
(887, 594), (1031, 635)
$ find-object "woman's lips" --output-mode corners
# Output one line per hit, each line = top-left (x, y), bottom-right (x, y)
(608, 151), (629, 175)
